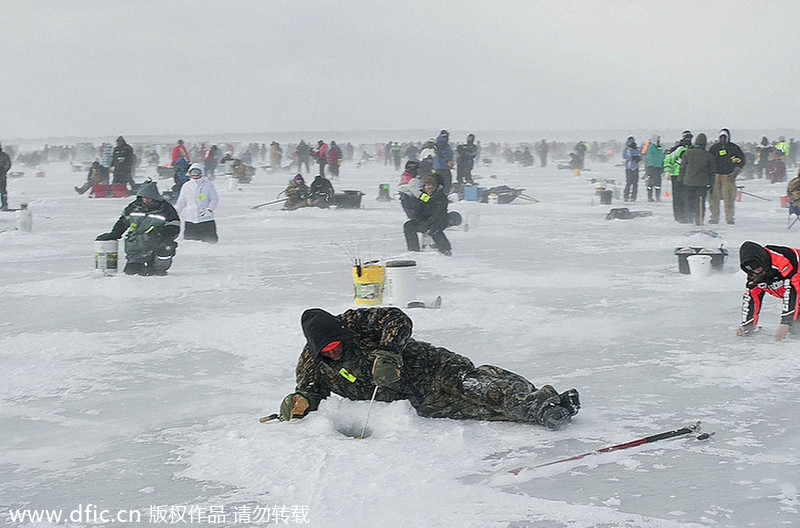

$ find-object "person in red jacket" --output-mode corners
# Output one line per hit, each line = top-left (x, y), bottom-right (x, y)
(326, 141), (342, 178)
(315, 140), (328, 177)
(737, 241), (800, 341)
(171, 139), (190, 165)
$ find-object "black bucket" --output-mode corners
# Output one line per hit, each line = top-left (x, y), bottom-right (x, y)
(334, 190), (364, 209)
(675, 246), (727, 274)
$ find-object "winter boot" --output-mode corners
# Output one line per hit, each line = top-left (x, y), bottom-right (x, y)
(558, 388), (581, 417)
(525, 385), (572, 430)
(539, 403), (571, 431)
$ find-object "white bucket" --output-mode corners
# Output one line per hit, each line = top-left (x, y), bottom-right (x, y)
(384, 260), (418, 307)
(94, 239), (119, 274)
(686, 254), (712, 278)
(226, 176), (238, 191)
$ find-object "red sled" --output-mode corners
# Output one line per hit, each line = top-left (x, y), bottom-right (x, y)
(90, 184), (129, 198)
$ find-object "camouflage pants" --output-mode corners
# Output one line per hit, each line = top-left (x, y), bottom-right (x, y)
(412, 359), (558, 424)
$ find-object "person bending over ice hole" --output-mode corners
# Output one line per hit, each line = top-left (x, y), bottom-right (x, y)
(737, 241), (800, 341)
(306, 174), (334, 208)
(96, 181), (180, 276)
(403, 174), (452, 256)
(277, 307), (580, 430)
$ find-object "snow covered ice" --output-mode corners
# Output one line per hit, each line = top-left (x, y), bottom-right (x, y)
(1, 151), (799, 528)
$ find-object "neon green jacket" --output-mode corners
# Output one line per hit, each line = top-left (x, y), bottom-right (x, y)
(663, 145), (688, 177)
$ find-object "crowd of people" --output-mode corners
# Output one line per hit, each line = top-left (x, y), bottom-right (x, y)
(3, 126), (799, 436)
(3, 129), (799, 280)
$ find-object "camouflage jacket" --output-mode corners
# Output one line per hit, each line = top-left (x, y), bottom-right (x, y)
(293, 307), (552, 422)
(788, 176), (800, 207)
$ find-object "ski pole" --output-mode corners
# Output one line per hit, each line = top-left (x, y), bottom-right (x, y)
(508, 422), (704, 475)
(356, 386), (379, 440)
(251, 197), (288, 209)
(789, 216), (799, 230)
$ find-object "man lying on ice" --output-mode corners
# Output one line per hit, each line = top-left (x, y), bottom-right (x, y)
(277, 307), (580, 430)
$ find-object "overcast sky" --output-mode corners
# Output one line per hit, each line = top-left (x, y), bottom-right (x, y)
(1, 0), (798, 140)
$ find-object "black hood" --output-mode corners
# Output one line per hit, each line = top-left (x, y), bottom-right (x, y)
(301, 309), (351, 359)
(739, 241), (770, 272)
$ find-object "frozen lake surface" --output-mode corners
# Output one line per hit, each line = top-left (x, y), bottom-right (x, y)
(1, 152), (798, 527)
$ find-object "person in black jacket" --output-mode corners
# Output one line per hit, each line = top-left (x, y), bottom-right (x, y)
(456, 134), (478, 185)
(403, 174), (452, 255)
(307, 174), (334, 208)
(110, 136), (135, 190)
(708, 128), (746, 225)
(95, 181), (180, 276)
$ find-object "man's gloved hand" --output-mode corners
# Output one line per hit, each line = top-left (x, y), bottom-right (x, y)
(279, 392), (310, 421)
(372, 350), (402, 387)
(95, 232), (117, 241)
(199, 208), (212, 218)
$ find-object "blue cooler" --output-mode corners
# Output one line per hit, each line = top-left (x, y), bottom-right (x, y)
(464, 186), (484, 201)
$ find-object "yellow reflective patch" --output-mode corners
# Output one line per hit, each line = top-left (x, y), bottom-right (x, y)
(339, 368), (357, 383)
(145, 226), (154, 233)
(420, 193), (430, 203)
(198, 194), (205, 201)
(718, 149), (727, 156)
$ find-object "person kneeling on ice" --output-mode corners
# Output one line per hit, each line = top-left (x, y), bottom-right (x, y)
(175, 163), (219, 243)
(95, 181), (180, 276)
(277, 307), (580, 430)
(403, 174), (452, 256)
(737, 241), (800, 341)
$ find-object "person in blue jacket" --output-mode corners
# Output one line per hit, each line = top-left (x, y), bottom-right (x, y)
(622, 136), (642, 202)
(432, 130), (454, 194)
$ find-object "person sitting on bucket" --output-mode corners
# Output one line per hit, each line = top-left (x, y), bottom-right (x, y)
(75, 160), (110, 195)
(788, 169), (800, 209)
(95, 181), (180, 276)
(283, 174), (309, 210)
(737, 241), (800, 341)
(277, 307), (580, 430)
(403, 174), (452, 256)
(306, 173), (334, 208)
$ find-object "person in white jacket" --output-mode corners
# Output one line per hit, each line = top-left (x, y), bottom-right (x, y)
(175, 163), (219, 243)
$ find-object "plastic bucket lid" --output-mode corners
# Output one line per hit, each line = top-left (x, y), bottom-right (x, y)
(385, 260), (416, 268)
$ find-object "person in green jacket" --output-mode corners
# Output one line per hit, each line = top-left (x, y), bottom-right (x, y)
(643, 135), (665, 202)
(664, 131), (693, 223)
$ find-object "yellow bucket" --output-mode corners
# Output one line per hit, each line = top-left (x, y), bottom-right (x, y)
(573, 168), (581, 177)
(352, 263), (384, 305)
